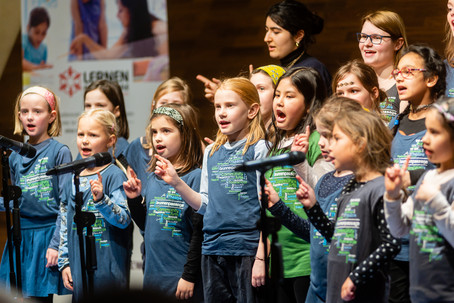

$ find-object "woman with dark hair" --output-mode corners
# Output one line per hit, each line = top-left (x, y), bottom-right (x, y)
(70, 0), (161, 59)
(264, 0), (332, 94)
(197, 0), (332, 101)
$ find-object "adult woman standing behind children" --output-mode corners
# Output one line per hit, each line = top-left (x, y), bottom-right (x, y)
(264, 0), (331, 94)
(357, 10), (407, 123)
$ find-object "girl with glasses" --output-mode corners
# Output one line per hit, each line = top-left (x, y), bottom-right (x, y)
(384, 96), (454, 303)
(358, 11), (407, 123)
(388, 44), (446, 303)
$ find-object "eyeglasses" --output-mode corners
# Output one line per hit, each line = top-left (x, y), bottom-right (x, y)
(356, 33), (392, 45)
(391, 67), (427, 80)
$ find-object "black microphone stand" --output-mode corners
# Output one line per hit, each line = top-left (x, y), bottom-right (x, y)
(1, 149), (22, 298)
(73, 169), (97, 300)
(257, 166), (284, 303)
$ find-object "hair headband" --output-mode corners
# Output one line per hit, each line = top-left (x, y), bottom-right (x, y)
(21, 86), (56, 111)
(152, 107), (184, 125)
(433, 103), (454, 123)
(257, 65), (286, 85)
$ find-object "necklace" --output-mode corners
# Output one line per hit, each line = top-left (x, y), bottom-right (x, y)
(410, 103), (432, 114)
(287, 50), (305, 69)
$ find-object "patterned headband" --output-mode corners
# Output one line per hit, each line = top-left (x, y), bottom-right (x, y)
(152, 106), (184, 125)
(257, 65), (286, 85)
(433, 103), (454, 123)
(21, 86), (56, 111)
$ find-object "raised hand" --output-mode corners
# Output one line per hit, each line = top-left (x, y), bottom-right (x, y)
(196, 74), (221, 103)
(264, 178), (280, 208)
(292, 125), (310, 154)
(89, 172), (104, 202)
(154, 154), (179, 186)
(204, 137), (214, 145)
(385, 155), (410, 200)
(123, 167), (142, 199)
(295, 175), (316, 209)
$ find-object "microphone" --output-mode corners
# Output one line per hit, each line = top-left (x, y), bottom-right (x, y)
(46, 152), (112, 175)
(234, 151), (306, 172)
(0, 135), (36, 158)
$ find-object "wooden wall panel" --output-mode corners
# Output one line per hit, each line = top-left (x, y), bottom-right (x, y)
(166, 0), (446, 138)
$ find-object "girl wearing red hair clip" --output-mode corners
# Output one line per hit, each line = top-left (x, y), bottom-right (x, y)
(0, 86), (72, 302)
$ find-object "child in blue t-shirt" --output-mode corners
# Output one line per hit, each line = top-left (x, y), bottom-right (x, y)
(0, 86), (71, 300)
(124, 104), (204, 300)
(154, 77), (268, 302)
(58, 109), (132, 302)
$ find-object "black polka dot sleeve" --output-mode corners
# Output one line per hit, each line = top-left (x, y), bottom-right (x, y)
(268, 200), (311, 242)
(349, 200), (401, 286)
(305, 202), (335, 242)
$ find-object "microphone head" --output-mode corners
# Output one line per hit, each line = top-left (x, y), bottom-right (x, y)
(287, 151), (306, 165)
(93, 152), (113, 166)
(20, 143), (37, 158)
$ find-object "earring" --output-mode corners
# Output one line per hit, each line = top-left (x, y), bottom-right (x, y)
(296, 41), (300, 47)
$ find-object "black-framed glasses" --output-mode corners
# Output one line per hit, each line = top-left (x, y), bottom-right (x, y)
(356, 33), (392, 45)
(391, 67), (427, 80)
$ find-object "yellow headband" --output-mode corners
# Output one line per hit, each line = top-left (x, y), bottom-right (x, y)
(256, 65), (286, 85)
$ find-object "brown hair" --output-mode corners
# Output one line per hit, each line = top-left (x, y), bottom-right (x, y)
(361, 10), (408, 66)
(210, 77), (265, 156)
(315, 95), (366, 135)
(151, 77), (192, 110)
(147, 104), (203, 175)
(332, 59), (386, 114)
(14, 86), (62, 137)
(334, 107), (392, 180)
(84, 80), (129, 139)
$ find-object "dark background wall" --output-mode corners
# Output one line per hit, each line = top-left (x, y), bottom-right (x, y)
(0, 0), (447, 244)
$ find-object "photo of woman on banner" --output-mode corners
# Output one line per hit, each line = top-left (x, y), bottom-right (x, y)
(69, 0), (166, 60)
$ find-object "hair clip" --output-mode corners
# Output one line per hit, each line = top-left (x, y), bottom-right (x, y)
(433, 103), (454, 123)
(152, 107), (184, 125)
(336, 81), (354, 88)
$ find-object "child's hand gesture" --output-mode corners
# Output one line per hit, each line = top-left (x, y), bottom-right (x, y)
(123, 167), (142, 199)
(415, 180), (440, 202)
(89, 172), (104, 202)
(196, 74), (220, 103)
(385, 156), (410, 200)
(296, 175), (316, 209)
(264, 178), (280, 208)
(291, 125), (310, 154)
(154, 154), (179, 187)
(341, 277), (356, 301)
